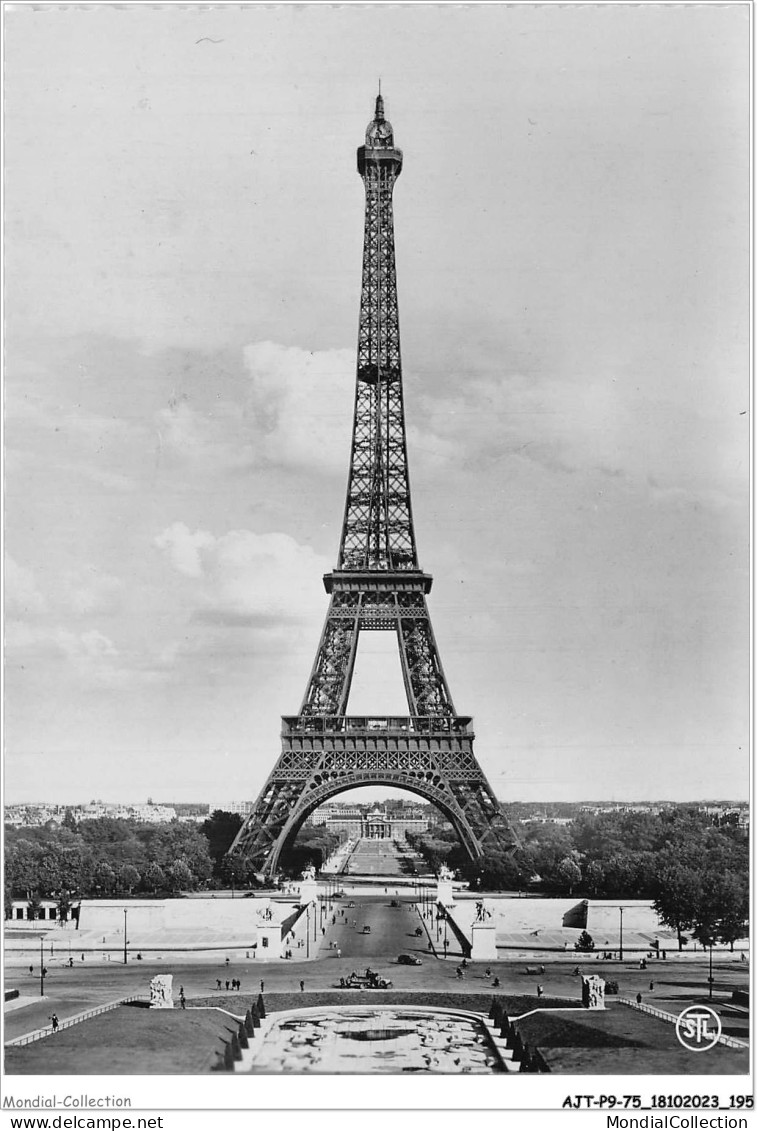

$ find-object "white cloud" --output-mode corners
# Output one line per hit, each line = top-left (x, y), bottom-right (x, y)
(243, 341), (354, 474)
(155, 522), (216, 579)
(155, 522), (330, 626)
(5, 556), (47, 617)
(65, 568), (123, 616)
(57, 628), (118, 663)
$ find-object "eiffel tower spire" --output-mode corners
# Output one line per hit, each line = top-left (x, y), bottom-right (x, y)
(229, 95), (518, 876)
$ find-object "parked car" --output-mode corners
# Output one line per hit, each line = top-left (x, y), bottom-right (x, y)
(397, 954), (423, 966)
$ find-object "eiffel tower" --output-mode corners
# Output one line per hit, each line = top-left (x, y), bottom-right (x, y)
(230, 93), (518, 876)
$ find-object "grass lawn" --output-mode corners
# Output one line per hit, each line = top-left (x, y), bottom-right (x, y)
(513, 1002), (749, 1075)
(4, 1005), (241, 1075)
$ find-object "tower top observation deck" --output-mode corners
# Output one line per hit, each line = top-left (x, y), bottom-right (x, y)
(358, 91), (402, 176)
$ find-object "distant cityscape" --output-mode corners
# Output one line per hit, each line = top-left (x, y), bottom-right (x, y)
(4, 797), (749, 830)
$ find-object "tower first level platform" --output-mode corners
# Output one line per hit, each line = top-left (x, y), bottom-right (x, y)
(231, 715), (517, 876)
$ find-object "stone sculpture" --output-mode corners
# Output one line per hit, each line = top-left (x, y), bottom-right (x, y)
(149, 974), (174, 1009)
(581, 974), (606, 1010)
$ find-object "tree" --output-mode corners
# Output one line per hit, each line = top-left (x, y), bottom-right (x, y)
(142, 862), (166, 893)
(62, 809), (79, 832)
(654, 852), (749, 953)
(92, 861), (117, 895)
(167, 859), (194, 892)
(653, 852), (706, 950)
(55, 889), (75, 923)
(575, 930), (594, 952)
(118, 864), (141, 894)
(6, 839), (42, 898)
(585, 860), (605, 897)
(713, 871), (749, 950)
(26, 891), (43, 921)
(200, 811), (243, 874)
(147, 824), (214, 887)
(556, 857), (582, 896)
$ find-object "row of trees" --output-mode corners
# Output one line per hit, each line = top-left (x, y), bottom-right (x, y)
(407, 806), (749, 950)
(4, 809), (345, 911)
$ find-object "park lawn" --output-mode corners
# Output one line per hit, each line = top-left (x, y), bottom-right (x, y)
(4, 1005), (243, 1075)
(514, 1003), (749, 1075)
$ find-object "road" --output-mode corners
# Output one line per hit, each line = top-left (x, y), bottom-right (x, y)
(323, 894), (429, 964)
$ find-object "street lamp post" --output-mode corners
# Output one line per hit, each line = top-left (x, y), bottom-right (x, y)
(39, 936), (45, 997)
(306, 905), (310, 959)
(619, 906), (624, 962)
(123, 908), (128, 965)
(708, 941), (714, 1000)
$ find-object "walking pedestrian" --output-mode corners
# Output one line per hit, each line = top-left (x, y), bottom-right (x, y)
(537, 984), (544, 998)
(29, 965), (33, 975)
(225, 980), (230, 991)
(300, 980), (305, 992)
(337, 948), (341, 959)
(260, 980), (265, 994)
(216, 979), (222, 990)
(179, 993), (186, 1010)
(50, 1013), (59, 1033)
(636, 992), (642, 1005)
(649, 981), (654, 991)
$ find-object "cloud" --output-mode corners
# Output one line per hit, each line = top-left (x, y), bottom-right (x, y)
(155, 522), (330, 626)
(5, 557), (47, 618)
(155, 522), (216, 579)
(65, 568), (123, 616)
(57, 627), (118, 663)
(243, 341), (355, 473)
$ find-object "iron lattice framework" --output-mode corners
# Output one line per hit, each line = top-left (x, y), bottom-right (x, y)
(229, 95), (518, 876)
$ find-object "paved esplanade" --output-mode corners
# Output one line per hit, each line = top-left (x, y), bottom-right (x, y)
(344, 838), (420, 876)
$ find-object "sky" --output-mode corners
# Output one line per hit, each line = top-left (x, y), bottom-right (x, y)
(4, 3), (750, 806)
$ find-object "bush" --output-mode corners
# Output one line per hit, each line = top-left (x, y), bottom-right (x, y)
(604, 980), (619, 995)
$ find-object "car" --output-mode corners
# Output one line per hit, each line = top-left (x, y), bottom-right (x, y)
(397, 954), (423, 966)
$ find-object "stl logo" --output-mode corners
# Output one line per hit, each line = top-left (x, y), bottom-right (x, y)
(675, 1005), (722, 1052)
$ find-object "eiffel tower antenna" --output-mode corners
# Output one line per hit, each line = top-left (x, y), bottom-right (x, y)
(229, 95), (518, 877)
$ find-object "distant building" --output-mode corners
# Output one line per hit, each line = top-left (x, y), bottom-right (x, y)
(210, 801), (255, 818)
(307, 803), (429, 840)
